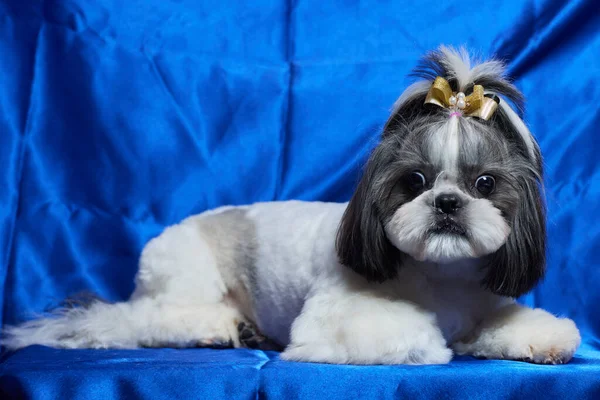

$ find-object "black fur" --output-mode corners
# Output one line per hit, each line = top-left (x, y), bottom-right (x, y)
(336, 140), (406, 282)
(412, 48), (525, 111)
(336, 48), (546, 297)
(481, 165), (546, 298)
(382, 93), (439, 137)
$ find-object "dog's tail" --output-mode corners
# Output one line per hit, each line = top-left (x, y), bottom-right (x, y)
(2, 295), (245, 351)
(1, 297), (154, 350)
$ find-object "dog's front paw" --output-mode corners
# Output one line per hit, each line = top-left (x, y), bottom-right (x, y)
(281, 341), (452, 365)
(237, 321), (283, 351)
(282, 297), (453, 365)
(454, 306), (581, 365)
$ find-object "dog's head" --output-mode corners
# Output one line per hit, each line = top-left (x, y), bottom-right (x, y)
(336, 46), (545, 298)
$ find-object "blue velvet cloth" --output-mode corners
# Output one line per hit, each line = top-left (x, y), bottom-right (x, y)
(0, 0), (599, 398)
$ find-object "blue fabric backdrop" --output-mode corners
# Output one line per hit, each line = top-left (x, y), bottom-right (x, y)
(1, 0), (599, 399)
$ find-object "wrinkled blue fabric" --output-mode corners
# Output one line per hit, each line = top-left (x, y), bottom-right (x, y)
(0, 0), (599, 399)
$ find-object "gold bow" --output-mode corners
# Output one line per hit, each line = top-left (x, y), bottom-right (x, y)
(424, 77), (499, 120)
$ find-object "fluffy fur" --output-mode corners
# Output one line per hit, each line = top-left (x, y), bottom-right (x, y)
(1, 46), (581, 365)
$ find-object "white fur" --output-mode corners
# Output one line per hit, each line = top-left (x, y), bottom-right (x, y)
(499, 99), (539, 163)
(439, 45), (472, 90)
(384, 173), (510, 263)
(470, 60), (508, 84)
(2, 298), (244, 350)
(282, 288), (452, 365)
(424, 235), (475, 263)
(453, 303), (581, 364)
(384, 191), (431, 260)
(2, 200), (580, 365)
(391, 80), (432, 114)
(465, 199), (511, 256)
(427, 116), (460, 172)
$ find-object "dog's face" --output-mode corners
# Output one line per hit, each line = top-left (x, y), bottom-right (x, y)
(382, 116), (520, 264)
(336, 49), (545, 298)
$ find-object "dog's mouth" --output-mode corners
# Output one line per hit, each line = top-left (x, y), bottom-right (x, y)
(429, 217), (467, 236)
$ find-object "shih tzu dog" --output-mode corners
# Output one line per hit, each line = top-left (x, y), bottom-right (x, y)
(2, 46), (581, 365)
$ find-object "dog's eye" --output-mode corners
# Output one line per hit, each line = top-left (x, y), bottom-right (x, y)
(475, 175), (495, 195)
(407, 171), (427, 192)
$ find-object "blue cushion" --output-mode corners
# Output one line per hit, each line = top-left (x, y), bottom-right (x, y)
(1, 0), (599, 398)
(2, 346), (600, 399)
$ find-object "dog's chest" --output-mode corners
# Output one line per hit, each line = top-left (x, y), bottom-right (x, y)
(427, 282), (483, 342)
(416, 276), (501, 343)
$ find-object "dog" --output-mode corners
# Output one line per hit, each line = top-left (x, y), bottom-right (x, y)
(2, 46), (581, 365)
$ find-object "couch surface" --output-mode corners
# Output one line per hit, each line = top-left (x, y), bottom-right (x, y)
(0, 0), (599, 399)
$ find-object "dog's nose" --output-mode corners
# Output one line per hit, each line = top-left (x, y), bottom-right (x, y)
(435, 194), (462, 214)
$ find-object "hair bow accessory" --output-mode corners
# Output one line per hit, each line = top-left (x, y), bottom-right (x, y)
(424, 77), (499, 120)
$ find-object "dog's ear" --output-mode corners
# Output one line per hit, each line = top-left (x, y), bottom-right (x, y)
(335, 146), (404, 283)
(336, 81), (431, 282)
(482, 101), (546, 298)
(482, 175), (546, 298)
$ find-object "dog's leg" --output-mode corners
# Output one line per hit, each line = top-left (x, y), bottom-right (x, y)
(280, 289), (452, 365)
(2, 212), (252, 350)
(453, 303), (581, 364)
(236, 321), (283, 351)
(2, 298), (247, 350)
